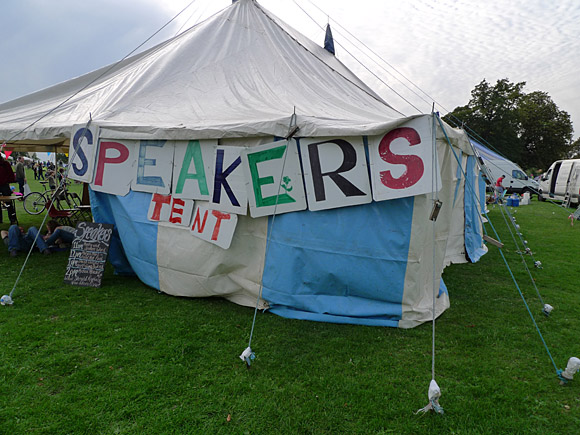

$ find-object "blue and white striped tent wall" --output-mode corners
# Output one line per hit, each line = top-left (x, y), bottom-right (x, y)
(90, 125), (485, 328)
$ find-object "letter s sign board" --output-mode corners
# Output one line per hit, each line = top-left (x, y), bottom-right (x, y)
(368, 115), (441, 202)
(69, 124), (100, 183)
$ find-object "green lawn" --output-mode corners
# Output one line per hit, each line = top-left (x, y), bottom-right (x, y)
(1, 173), (579, 434)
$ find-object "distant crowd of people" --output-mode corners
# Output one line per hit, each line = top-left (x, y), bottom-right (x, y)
(0, 154), (62, 195)
(1, 154), (66, 217)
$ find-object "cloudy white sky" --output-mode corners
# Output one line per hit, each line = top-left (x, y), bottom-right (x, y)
(1, 0), (579, 141)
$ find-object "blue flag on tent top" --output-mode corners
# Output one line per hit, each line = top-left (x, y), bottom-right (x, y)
(324, 24), (335, 55)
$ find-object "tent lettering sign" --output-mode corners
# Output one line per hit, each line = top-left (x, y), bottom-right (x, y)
(70, 116), (439, 247)
(0, 0), (486, 327)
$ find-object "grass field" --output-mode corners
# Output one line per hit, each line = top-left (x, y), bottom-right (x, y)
(1, 170), (579, 433)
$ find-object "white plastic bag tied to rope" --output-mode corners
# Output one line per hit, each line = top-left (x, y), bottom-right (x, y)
(239, 346), (255, 368)
(0, 295), (14, 306)
(416, 380), (444, 415)
(558, 357), (580, 385)
(542, 304), (553, 317)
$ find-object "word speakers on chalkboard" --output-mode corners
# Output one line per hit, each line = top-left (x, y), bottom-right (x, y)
(64, 222), (114, 288)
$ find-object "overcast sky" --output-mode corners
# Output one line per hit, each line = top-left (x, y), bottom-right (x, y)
(2, 0), (579, 143)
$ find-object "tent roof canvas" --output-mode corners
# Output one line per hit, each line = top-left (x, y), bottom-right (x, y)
(0, 0), (406, 145)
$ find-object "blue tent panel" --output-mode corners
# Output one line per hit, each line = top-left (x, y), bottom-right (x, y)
(90, 189), (159, 287)
(262, 197), (414, 326)
(464, 156), (486, 262)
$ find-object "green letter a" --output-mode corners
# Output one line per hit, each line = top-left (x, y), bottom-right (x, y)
(175, 140), (209, 196)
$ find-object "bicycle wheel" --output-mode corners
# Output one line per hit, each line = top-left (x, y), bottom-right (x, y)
(23, 192), (48, 215)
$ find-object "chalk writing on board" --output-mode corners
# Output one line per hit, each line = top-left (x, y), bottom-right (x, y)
(64, 222), (113, 288)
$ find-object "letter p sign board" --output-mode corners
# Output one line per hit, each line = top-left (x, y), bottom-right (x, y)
(69, 124), (100, 183)
(369, 115), (441, 201)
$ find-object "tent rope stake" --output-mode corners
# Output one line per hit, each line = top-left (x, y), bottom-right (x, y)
(486, 208), (579, 385)
(558, 358), (580, 385)
(497, 203), (549, 313)
(435, 115), (580, 386)
(417, 112), (444, 415)
(240, 112), (299, 368)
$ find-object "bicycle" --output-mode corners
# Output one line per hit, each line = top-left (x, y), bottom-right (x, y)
(23, 180), (70, 215)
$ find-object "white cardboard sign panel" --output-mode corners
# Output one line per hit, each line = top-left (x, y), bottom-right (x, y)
(210, 146), (248, 215)
(168, 197), (195, 227)
(172, 139), (216, 201)
(369, 115), (440, 201)
(131, 140), (174, 194)
(300, 137), (371, 211)
(190, 203), (238, 249)
(91, 139), (138, 196)
(69, 124), (100, 183)
(147, 194), (194, 227)
(241, 140), (307, 218)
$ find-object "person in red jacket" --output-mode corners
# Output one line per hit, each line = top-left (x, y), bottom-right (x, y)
(495, 175), (505, 193)
(0, 154), (17, 224)
(494, 174), (506, 203)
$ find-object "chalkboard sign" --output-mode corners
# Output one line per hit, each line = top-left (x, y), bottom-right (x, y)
(64, 222), (114, 287)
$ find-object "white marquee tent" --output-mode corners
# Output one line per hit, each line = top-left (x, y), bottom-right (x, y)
(0, 0), (486, 327)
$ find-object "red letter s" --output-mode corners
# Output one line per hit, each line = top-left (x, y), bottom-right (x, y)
(379, 127), (424, 189)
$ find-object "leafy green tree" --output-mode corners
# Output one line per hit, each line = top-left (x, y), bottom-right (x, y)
(568, 137), (580, 158)
(443, 79), (574, 171)
(518, 91), (573, 169)
(56, 153), (68, 165)
(444, 79), (525, 162)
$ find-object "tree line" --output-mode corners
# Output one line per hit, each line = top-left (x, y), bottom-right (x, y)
(443, 78), (578, 173)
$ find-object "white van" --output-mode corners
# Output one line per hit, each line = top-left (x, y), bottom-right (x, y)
(483, 159), (540, 196)
(538, 159), (580, 205)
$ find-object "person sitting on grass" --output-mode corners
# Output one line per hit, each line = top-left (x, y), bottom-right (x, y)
(43, 220), (76, 248)
(1, 225), (51, 257)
